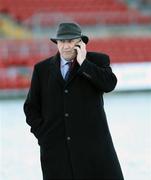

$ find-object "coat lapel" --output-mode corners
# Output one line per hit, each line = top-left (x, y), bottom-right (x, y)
(49, 52), (65, 86)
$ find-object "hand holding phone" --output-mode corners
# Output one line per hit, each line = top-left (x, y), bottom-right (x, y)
(74, 40), (87, 65)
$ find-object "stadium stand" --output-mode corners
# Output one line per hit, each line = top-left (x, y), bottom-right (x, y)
(0, 0), (151, 26)
(0, 15), (32, 38)
(0, 37), (151, 67)
(0, 67), (31, 89)
(0, 0), (151, 91)
(88, 37), (151, 63)
(0, 37), (151, 89)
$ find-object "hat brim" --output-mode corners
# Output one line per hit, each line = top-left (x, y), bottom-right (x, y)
(50, 35), (89, 44)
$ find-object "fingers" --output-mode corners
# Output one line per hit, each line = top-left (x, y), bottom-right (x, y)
(74, 41), (86, 51)
(81, 42), (87, 53)
(74, 46), (80, 52)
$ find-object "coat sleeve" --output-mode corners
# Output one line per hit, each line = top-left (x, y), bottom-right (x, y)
(77, 54), (117, 92)
(23, 64), (43, 138)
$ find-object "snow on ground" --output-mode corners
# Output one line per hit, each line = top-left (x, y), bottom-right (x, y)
(0, 91), (151, 180)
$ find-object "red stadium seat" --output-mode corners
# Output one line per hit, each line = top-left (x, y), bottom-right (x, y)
(0, 0), (151, 25)
(0, 37), (151, 90)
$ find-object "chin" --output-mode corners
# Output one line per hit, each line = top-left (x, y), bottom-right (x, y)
(62, 56), (70, 61)
(63, 54), (76, 61)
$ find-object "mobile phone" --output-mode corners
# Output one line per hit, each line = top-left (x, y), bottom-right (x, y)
(75, 39), (82, 49)
(75, 45), (80, 48)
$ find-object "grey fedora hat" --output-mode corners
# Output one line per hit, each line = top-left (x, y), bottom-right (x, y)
(50, 22), (89, 44)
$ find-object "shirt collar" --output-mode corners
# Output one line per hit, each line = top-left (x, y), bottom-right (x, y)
(60, 56), (73, 67)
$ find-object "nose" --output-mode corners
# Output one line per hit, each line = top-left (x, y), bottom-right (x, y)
(63, 42), (71, 49)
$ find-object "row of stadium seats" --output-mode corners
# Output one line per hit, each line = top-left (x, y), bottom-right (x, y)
(0, 0), (128, 14)
(0, 37), (151, 67)
(0, 67), (31, 89)
(88, 38), (151, 62)
(24, 12), (151, 27)
(1, 0), (151, 25)
(1, 36), (151, 90)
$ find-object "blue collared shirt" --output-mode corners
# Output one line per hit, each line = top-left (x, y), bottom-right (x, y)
(60, 56), (73, 79)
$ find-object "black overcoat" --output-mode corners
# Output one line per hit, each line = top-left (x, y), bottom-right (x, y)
(24, 52), (124, 179)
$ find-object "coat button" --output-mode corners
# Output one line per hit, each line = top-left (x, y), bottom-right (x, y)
(64, 89), (68, 93)
(65, 113), (69, 117)
(67, 136), (71, 141)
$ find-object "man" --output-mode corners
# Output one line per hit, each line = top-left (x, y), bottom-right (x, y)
(24, 22), (124, 179)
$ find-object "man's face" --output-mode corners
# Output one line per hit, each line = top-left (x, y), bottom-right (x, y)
(57, 38), (81, 61)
